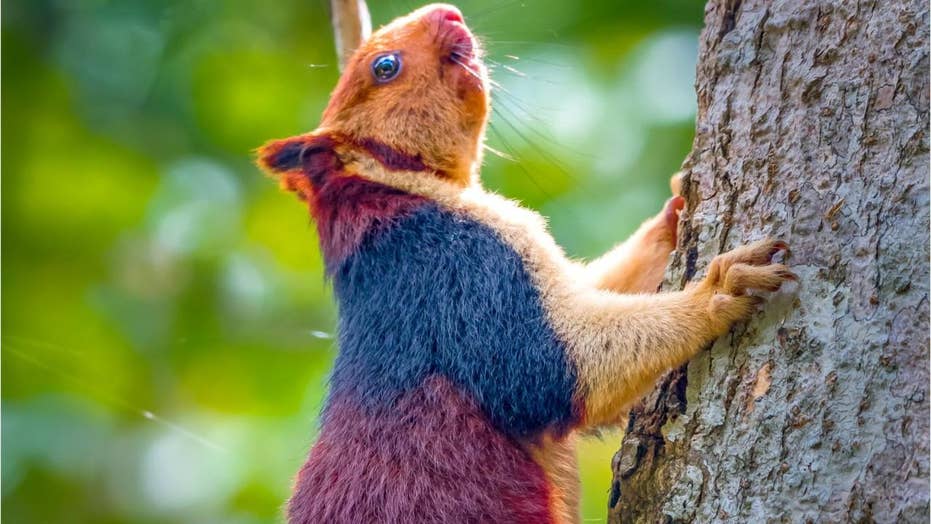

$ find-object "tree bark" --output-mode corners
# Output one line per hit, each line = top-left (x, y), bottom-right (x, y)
(609, 1), (929, 522)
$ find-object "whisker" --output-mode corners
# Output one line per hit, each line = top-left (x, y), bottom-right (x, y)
(486, 58), (528, 78)
(1, 341), (229, 453)
(500, 54), (573, 68)
(483, 39), (581, 51)
(449, 56), (482, 79)
(141, 411), (227, 453)
(491, 100), (585, 184)
(486, 117), (556, 200)
(484, 142), (515, 161)
(491, 88), (559, 123)
(485, 57), (562, 85)
(493, 91), (553, 126)
(500, 64), (526, 77)
(488, 107), (593, 229)
(466, 0), (527, 21)
(449, 55), (493, 92)
(490, 90), (594, 159)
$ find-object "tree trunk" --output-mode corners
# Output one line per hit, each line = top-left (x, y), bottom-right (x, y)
(609, 0), (929, 522)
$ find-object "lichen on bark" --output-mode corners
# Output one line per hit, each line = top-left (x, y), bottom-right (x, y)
(609, 0), (930, 522)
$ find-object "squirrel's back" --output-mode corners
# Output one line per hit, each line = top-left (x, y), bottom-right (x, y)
(284, 179), (579, 521)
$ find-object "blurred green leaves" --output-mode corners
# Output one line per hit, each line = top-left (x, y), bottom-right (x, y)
(2, 0), (704, 522)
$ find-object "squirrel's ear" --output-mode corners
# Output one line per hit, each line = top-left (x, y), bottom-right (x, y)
(257, 134), (314, 175)
(256, 134), (340, 200)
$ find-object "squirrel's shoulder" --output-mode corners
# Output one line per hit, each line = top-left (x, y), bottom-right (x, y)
(347, 161), (581, 283)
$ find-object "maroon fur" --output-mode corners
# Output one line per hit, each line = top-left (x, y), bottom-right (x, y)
(288, 376), (555, 523)
(357, 137), (429, 172)
(260, 135), (344, 203)
(308, 173), (427, 270)
(301, 135), (342, 187)
(261, 134), (429, 268)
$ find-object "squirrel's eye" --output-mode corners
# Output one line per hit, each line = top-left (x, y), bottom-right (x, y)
(371, 53), (402, 83)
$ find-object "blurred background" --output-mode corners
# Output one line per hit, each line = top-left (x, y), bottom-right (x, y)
(2, 0), (704, 521)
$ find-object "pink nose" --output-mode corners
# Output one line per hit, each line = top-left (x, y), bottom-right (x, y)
(425, 4), (464, 25)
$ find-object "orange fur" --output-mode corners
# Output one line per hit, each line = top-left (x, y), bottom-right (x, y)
(527, 434), (580, 523)
(256, 134), (319, 200)
(318, 4), (488, 185)
(257, 5), (795, 523)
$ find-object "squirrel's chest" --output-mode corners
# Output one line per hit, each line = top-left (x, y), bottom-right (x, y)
(331, 202), (551, 361)
(326, 202), (580, 438)
(332, 202), (537, 330)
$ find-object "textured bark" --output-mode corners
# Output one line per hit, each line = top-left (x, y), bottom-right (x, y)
(609, 1), (929, 523)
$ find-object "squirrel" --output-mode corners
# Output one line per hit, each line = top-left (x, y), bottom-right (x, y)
(257, 4), (795, 523)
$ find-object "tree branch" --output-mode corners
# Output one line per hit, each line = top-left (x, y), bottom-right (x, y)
(330, 0), (372, 71)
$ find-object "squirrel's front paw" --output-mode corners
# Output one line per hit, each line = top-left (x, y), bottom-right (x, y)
(697, 238), (796, 329)
(662, 195), (686, 245)
(643, 195), (685, 249)
(669, 171), (684, 197)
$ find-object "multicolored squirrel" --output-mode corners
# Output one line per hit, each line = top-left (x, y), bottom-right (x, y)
(257, 4), (795, 523)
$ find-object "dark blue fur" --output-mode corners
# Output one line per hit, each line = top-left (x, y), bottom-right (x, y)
(327, 202), (579, 438)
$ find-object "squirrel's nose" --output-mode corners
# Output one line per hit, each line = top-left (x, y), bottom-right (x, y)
(423, 4), (464, 26)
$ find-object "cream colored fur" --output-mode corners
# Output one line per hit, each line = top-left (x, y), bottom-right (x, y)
(584, 213), (675, 293)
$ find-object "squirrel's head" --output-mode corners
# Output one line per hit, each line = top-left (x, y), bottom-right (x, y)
(258, 3), (489, 190)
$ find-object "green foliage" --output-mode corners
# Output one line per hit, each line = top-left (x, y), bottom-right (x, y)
(2, 0), (704, 521)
